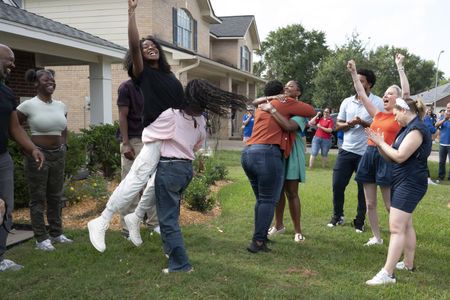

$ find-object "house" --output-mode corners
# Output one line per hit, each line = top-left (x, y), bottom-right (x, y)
(0, 1), (126, 130)
(11, 0), (264, 138)
(411, 83), (450, 114)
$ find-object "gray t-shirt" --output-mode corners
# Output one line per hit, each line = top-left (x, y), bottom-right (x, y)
(337, 93), (383, 156)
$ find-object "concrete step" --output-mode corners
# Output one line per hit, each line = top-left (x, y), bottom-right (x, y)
(6, 224), (34, 249)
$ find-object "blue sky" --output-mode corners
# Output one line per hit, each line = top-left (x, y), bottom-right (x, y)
(210, 0), (450, 78)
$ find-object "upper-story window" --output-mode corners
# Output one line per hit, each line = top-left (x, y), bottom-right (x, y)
(240, 46), (251, 72)
(173, 8), (197, 51)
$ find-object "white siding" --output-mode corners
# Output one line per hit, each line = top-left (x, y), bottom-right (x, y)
(23, 0), (129, 47)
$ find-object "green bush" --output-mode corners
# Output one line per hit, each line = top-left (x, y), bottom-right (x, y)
(184, 175), (214, 212)
(9, 141), (28, 208)
(65, 131), (87, 179)
(80, 122), (120, 178)
(204, 158), (228, 185)
(64, 174), (110, 209)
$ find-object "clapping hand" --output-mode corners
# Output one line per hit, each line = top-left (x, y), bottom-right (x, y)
(365, 128), (384, 145)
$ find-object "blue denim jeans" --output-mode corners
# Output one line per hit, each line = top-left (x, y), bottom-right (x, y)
(241, 144), (285, 242)
(311, 136), (332, 157)
(438, 144), (450, 180)
(155, 159), (193, 272)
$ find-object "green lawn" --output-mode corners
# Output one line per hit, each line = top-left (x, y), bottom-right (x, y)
(1, 151), (449, 299)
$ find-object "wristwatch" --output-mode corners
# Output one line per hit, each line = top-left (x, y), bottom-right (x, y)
(270, 107), (277, 114)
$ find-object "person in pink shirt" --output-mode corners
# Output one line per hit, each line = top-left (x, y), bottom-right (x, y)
(308, 108), (334, 168)
(88, 79), (246, 270)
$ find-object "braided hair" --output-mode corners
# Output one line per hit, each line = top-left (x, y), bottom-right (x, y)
(183, 79), (247, 116)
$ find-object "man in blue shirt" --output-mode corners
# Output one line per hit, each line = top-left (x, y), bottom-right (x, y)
(435, 103), (450, 181)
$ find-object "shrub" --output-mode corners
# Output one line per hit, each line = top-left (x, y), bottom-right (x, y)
(9, 141), (28, 208)
(184, 175), (214, 212)
(64, 174), (110, 210)
(80, 122), (120, 178)
(204, 158), (228, 185)
(65, 131), (87, 179)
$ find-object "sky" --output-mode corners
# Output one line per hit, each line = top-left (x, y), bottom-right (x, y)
(210, 0), (450, 78)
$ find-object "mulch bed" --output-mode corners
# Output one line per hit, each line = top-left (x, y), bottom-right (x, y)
(12, 180), (231, 230)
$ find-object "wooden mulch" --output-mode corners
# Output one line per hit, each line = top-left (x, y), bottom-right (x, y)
(12, 180), (232, 230)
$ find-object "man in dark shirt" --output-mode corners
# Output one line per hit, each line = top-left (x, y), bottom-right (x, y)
(0, 44), (44, 272)
(117, 78), (159, 236)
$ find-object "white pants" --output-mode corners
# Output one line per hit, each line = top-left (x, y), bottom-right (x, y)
(103, 141), (161, 219)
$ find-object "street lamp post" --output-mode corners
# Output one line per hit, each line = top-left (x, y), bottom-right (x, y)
(434, 50), (444, 111)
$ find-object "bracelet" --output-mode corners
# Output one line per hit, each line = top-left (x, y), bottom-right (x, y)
(397, 67), (404, 71)
(270, 107), (277, 114)
(128, 10), (135, 17)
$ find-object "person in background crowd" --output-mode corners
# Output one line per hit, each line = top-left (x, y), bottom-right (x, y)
(242, 106), (255, 143)
(423, 107), (438, 185)
(435, 103), (450, 182)
(365, 98), (431, 286)
(308, 108), (334, 168)
(327, 68), (384, 232)
(17, 68), (71, 252)
(0, 43), (44, 271)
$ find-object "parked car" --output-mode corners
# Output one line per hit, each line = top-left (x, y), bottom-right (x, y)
(305, 113), (338, 148)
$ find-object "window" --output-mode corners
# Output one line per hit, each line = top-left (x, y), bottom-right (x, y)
(241, 46), (250, 72)
(173, 8), (197, 51)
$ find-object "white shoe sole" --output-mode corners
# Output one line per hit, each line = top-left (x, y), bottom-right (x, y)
(87, 220), (106, 253)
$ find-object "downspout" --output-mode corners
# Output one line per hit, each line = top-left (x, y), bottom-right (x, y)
(175, 57), (200, 79)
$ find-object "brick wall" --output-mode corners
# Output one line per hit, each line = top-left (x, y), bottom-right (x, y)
(7, 49), (36, 101)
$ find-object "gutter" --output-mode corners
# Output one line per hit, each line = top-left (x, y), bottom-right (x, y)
(175, 58), (200, 79)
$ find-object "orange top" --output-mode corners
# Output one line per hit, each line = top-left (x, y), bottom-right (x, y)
(247, 97), (315, 157)
(368, 111), (401, 146)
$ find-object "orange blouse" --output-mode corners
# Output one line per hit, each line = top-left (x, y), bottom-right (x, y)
(368, 111), (401, 146)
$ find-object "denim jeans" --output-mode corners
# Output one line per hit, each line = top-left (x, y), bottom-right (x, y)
(0, 153), (14, 261)
(311, 136), (332, 157)
(332, 149), (366, 224)
(155, 160), (193, 272)
(438, 144), (450, 180)
(25, 147), (66, 242)
(241, 144), (285, 242)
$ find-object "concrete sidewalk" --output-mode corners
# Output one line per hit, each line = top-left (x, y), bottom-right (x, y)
(206, 139), (440, 162)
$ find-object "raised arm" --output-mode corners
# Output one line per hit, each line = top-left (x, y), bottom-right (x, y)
(347, 60), (378, 117)
(128, 0), (143, 78)
(252, 94), (284, 106)
(395, 53), (410, 98)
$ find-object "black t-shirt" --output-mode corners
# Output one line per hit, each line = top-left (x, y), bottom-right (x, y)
(0, 83), (17, 154)
(136, 65), (184, 127)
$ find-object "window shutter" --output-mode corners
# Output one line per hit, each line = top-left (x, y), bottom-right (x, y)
(240, 46), (243, 70)
(193, 19), (198, 52)
(172, 7), (178, 45)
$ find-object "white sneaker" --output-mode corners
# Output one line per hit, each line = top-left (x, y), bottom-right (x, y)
(0, 259), (23, 272)
(396, 261), (415, 271)
(294, 233), (305, 242)
(35, 239), (55, 251)
(51, 234), (73, 244)
(366, 268), (396, 285)
(427, 178), (437, 185)
(124, 213), (143, 247)
(87, 216), (109, 253)
(268, 226), (285, 236)
(153, 225), (161, 235)
(364, 237), (383, 246)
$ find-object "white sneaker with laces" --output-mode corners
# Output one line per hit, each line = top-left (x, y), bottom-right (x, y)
(364, 237), (383, 246)
(87, 216), (109, 252)
(366, 268), (396, 285)
(153, 225), (161, 235)
(268, 226), (285, 236)
(35, 239), (55, 251)
(124, 213), (143, 247)
(51, 234), (73, 244)
(427, 178), (437, 185)
(294, 233), (305, 242)
(0, 259), (23, 272)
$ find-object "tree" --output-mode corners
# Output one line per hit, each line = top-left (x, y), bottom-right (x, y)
(256, 24), (329, 101)
(312, 34), (368, 110)
(368, 46), (436, 96)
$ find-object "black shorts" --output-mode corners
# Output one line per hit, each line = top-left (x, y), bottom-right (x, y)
(355, 146), (392, 186)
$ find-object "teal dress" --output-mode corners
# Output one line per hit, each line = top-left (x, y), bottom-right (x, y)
(285, 116), (307, 181)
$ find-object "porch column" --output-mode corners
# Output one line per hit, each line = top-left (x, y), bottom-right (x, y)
(89, 59), (112, 124)
(219, 75), (233, 138)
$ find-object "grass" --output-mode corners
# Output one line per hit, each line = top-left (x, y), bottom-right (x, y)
(1, 150), (449, 299)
